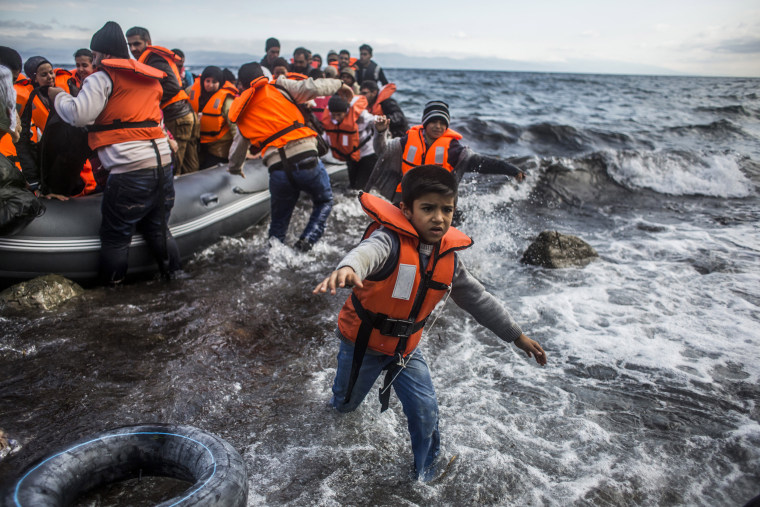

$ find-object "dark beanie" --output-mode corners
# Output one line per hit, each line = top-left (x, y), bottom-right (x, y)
(90, 21), (129, 59)
(422, 100), (450, 127)
(265, 37), (280, 51)
(200, 66), (224, 85)
(238, 62), (263, 90)
(328, 95), (349, 113)
(0, 46), (22, 73)
(23, 56), (51, 85)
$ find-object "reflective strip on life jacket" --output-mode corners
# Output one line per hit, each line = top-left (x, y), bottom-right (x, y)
(197, 83), (237, 144)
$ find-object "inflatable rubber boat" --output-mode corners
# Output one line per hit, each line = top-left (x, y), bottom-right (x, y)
(0, 159), (346, 284)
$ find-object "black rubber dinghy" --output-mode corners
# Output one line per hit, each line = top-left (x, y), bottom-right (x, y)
(8, 424), (248, 507)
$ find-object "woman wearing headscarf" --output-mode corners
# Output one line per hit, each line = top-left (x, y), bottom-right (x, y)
(186, 65), (238, 169)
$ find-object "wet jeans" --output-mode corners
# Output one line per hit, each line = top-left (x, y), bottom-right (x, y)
(268, 158), (333, 244)
(99, 166), (181, 284)
(331, 339), (440, 479)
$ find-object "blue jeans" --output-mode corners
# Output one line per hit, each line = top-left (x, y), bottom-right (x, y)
(331, 339), (440, 479)
(99, 166), (181, 284)
(268, 158), (333, 244)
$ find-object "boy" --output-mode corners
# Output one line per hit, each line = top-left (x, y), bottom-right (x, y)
(313, 165), (546, 481)
(367, 100), (526, 203)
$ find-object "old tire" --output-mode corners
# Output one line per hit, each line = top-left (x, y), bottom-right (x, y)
(9, 423), (248, 506)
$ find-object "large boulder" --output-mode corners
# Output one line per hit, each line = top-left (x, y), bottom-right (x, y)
(0, 274), (84, 311)
(521, 231), (598, 268)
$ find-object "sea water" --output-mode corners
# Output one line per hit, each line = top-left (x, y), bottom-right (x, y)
(1, 69), (758, 506)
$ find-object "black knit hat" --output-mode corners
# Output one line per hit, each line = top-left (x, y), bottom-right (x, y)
(328, 95), (349, 113)
(23, 56), (51, 85)
(422, 100), (450, 127)
(265, 37), (280, 51)
(90, 21), (129, 59)
(238, 62), (263, 90)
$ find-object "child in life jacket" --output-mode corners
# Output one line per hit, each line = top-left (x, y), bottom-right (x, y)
(187, 66), (238, 169)
(321, 94), (376, 190)
(313, 165), (547, 481)
(367, 100), (526, 204)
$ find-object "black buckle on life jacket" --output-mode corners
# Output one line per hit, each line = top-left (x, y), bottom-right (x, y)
(377, 316), (415, 338)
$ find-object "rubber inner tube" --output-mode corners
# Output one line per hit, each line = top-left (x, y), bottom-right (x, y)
(10, 423), (248, 507)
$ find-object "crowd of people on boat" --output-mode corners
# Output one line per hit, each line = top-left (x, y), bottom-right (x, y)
(0, 21), (544, 484)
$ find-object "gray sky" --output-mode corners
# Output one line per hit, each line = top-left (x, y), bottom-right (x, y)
(2, 0), (759, 76)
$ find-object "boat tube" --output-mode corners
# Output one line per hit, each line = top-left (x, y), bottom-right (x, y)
(0, 160), (346, 283)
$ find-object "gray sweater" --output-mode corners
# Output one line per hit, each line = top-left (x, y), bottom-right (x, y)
(337, 227), (524, 347)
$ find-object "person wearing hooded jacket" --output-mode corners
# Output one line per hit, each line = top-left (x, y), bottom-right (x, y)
(49, 21), (181, 285)
(187, 65), (238, 169)
(366, 100), (526, 203)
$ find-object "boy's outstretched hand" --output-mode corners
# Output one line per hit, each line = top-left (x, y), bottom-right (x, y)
(313, 266), (364, 295)
(513, 334), (547, 365)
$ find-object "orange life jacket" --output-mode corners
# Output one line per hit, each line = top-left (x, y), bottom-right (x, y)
(286, 72), (308, 81)
(187, 81), (238, 144)
(0, 133), (20, 170)
(338, 192), (472, 357)
(398, 124), (463, 192)
(228, 76), (317, 158)
(320, 95), (368, 162)
(75, 158), (97, 196)
(137, 46), (190, 109)
(369, 83), (396, 116)
(87, 59), (166, 151)
(54, 68), (75, 91)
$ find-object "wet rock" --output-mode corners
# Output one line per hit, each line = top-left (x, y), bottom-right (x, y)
(0, 428), (22, 460)
(0, 274), (84, 311)
(521, 230), (598, 268)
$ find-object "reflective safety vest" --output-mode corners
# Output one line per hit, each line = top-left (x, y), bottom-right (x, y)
(187, 81), (238, 144)
(320, 95), (368, 162)
(338, 192), (473, 358)
(398, 124), (463, 192)
(137, 46), (190, 109)
(369, 82), (396, 116)
(87, 59), (166, 151)
(228, 76), (317, 158)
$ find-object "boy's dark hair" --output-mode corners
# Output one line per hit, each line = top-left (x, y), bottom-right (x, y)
(401, 165), (458, 208)
(339, 49), (350, 56)
(0, 46), (22, 73)
(125, 26), (151, 42)
(359, 44), (372, 55)
(273, 57), (289, 69)
(360, 80), (378, 93)
(73, 48), (93, 60)
(171, 48), (185, 59)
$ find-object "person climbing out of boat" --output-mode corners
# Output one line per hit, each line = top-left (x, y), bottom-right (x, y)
(313, 165), (547, 481)
(366, 100), (526, 203)
(260, 37), (281, 74)
(171, 48), (194, 89)
(187, 65), (238, 170)
(321, 93), (376, 190)
(126, 26), (199, 175)
(49, 21), (181, 285)
(227, 62), (352, 252)
(73, 49), (95, 88)
(360, 80), (408, 139)
(354, 44), (388, 87)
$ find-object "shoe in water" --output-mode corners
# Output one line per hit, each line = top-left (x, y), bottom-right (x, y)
(294, 238), (314, 252)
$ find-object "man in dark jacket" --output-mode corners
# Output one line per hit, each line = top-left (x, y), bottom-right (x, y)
(355, 44), (388, 87)
(126, 26), (199, 174)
